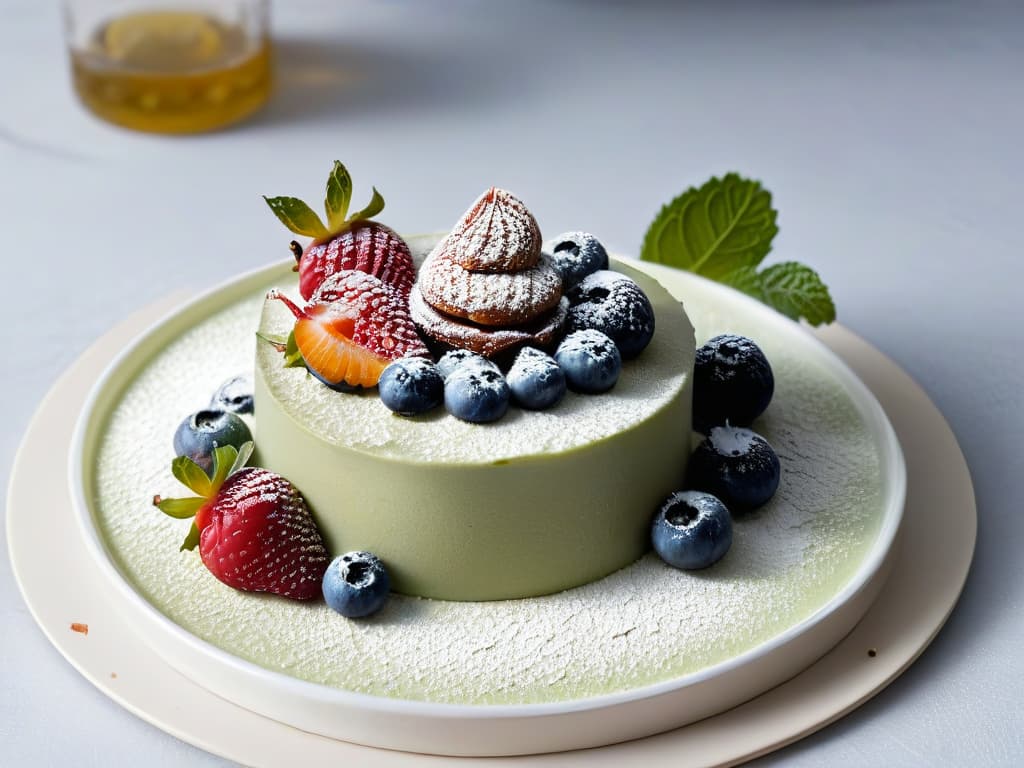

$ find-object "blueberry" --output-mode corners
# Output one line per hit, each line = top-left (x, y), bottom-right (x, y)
(378, 357), (444, 416)
(543, 232), (609, 288)
(506, 347), (567, 410)
(566, 271), (655, 359)
(688, 425), (781, 512)
(692, 334), (774, 433)
(651, 491), (732, 570)
(322, 551), (390, 618)
(554, 329), (622, 394)
(173, 409), (253, 473)
(437, 349), (495, 380)
(210, 373), (254, 415)
(444, 363), (510, 423)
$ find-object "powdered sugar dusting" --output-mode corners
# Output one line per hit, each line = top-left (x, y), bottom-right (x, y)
(418, 248), (562, 326)
(446, 187), (542, 272)
(263, 251), (688, 463)
(410, 288), (569, 358)
(90, 236), (887, 706)
(298, 222), (415, 300)
(567, 270), (656, 342)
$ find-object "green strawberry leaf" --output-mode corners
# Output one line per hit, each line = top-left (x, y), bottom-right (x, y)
(171, 455), (211, 497)
(229, 441), (255, 477)
(284, 329), (305, 368)
(208, 444), (240, 491)
(325, 160), (353, 231)
(179, 522), (201, 552)
(347, 187), (385, 223)
(263, 196), (330, 239)
(758, 262), (837, 325)
(155, 496), (205, 519)
(641, 173), (777, 280)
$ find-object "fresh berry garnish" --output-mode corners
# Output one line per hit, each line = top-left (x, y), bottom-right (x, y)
(506, 347), (566, 410)
(210, 373), (254, 415)
(543, 231), (609, 288)
(153, 443), (330, 600)
(173, 409), (252, 474)
(566, 271), (655, 359)
(264, 161), (416, 300)
(269, 270), (429, 389)
(554, 329), (622, 394)
(687, 425), (781, 512)
(322, 551), (391, 618)
(444, 363), (510, 423)
(651, 491), (732, 570)
(296, 222), (415, 301)
(692, 334), (774, 433)
(378, 357), (445, 416)
(436, 348), (479, 379)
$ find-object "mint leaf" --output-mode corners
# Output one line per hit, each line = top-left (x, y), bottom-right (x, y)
(347, 187), (385, 223)
(263, 196), (330, 239)
(758, 262), (836, 325)
(324, 161), (353, 231)
(171, 455), (211, 496)
(642, 173), (836, 325)
(284, 329), (305, 368)
(720, 266), (765, 302)
(641, 173), (777, 280)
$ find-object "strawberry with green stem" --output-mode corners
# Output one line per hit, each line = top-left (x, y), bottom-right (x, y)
(265, 161), (416, 301)
(153, 442), (329, 601)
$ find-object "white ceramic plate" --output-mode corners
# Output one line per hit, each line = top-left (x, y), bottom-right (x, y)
(66, 256), (905, 756)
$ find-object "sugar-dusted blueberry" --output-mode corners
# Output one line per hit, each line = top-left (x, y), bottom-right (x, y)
(210, 373), (254, 414)
(506, 347), (566, 410)
(651, 490), (732, 570)
(322, 551), (390, 618)
(172, 409), (253, 474)
(692, 334), (774, 433)
(555, 329), (622, 394)
(688, 425), (781, 512)
(444, 363), (510, 423)
(378, 357), (445, 416)
(566, 271), (655, 359)
(543, 231), (609, 288)
(437, 348), (495, 380)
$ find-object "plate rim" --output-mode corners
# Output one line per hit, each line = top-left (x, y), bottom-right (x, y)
(66, 253), (907, 723)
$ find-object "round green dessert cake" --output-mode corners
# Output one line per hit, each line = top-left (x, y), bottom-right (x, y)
(255, 237), (696, 600)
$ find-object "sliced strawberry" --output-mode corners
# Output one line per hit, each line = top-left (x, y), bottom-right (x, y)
(264, 161), (416, 300)
(154, 444), (329, 601)
(298, 222), (415, 300)
(271, 270), (429, 389)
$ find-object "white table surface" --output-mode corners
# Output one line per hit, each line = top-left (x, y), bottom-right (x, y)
(1, 0), (1021, 765)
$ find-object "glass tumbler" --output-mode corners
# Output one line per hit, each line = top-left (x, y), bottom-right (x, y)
(63, 0), (272, 133)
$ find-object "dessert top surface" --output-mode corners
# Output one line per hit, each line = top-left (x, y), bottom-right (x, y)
(255, 235), (695, 464)
(90, 258), (889, 706)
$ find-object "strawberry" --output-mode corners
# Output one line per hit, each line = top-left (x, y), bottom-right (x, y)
(265, 161), (416, 300)
(270, 270), (430, 389)
(153, 443), (329, 601)
(296, 222), (415, 301)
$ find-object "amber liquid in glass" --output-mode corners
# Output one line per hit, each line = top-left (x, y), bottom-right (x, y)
(70, 11), (271, 133)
